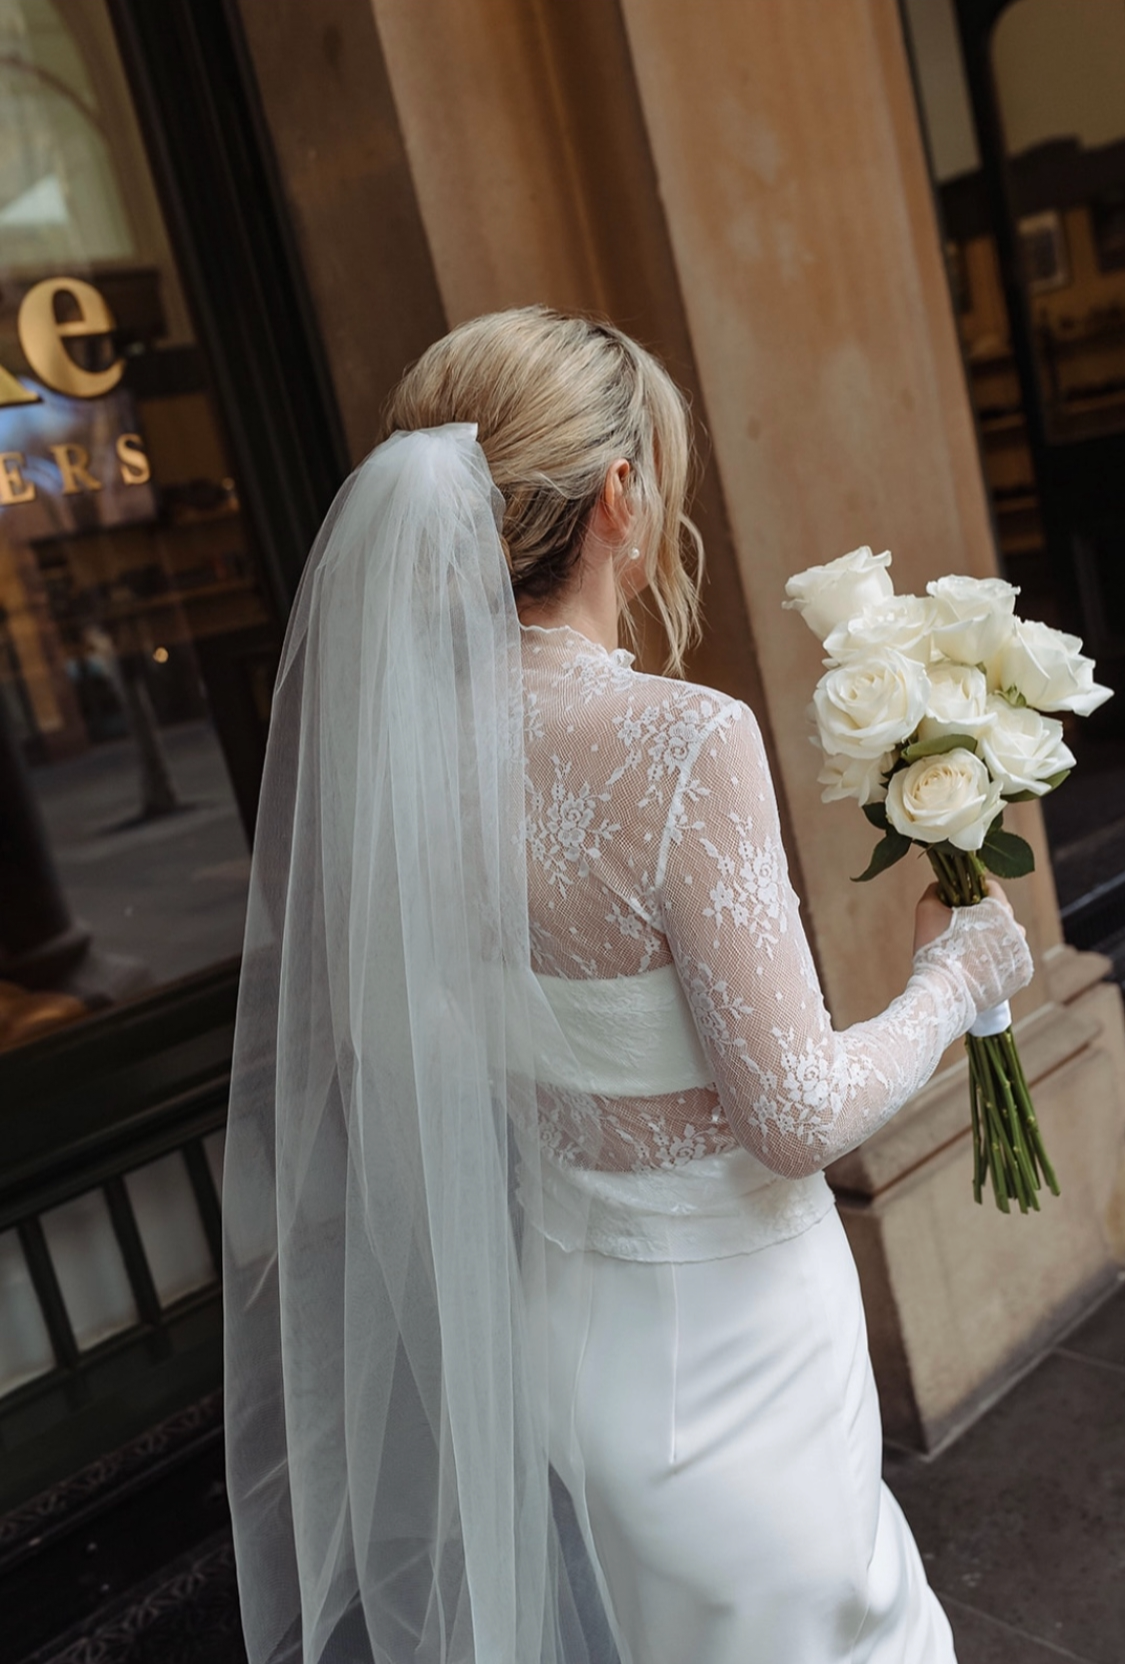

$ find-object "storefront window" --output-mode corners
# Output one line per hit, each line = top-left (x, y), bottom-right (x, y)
(0, 0), (278, 1051)
(992, 0), (1125, 451)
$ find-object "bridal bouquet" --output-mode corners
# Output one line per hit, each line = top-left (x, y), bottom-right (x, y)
(784, 547), (1112, 1213)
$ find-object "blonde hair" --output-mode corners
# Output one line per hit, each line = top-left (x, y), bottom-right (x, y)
(382, 306), (703, 674)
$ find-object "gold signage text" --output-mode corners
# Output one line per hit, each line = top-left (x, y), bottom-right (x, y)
(0, 434), (151, 505)
(0, 277), (125, 406)
(52, 444), (102, 495)
(0, 453), (35, 504)
(115, 433), (151, 485)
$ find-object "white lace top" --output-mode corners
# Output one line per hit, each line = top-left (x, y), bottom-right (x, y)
(522, 624), (1033, 1190)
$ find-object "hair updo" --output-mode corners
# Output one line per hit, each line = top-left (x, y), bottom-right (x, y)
(382, 305), (703, 674)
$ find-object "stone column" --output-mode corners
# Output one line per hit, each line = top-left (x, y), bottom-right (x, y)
(245, 0), (774, 764)
(242, 0), (1125, 1447)
(616, 0), (1125, 1446)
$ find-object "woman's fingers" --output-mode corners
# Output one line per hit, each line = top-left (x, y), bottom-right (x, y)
(914, 876), (1026, 954)
(913, 883), (953, 953)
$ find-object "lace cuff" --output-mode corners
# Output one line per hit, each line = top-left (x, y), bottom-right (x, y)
(911, 897), (1034, 1031)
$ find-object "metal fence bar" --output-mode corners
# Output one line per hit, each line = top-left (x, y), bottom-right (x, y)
(15, 1218), (83, 1402)
(181, 1141), (223, 1276)
(102, 1177), (166, 1343)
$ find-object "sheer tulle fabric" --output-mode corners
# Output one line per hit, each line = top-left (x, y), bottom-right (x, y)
(223, 427), (608, 1664)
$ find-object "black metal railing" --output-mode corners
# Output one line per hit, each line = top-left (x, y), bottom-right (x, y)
(0, 963), (236, 1511)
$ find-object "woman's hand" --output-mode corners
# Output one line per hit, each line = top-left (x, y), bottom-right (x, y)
(913, 884), (953, 954)
(913, 876), (1017, 955)
(982, 877), (1015, 915)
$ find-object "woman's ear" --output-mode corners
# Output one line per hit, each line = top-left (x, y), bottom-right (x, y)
(589, 459), (635, 556)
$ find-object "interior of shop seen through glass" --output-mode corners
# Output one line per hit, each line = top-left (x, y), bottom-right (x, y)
(905, 0), (1125, 967)
(0, 0), (281, 1057)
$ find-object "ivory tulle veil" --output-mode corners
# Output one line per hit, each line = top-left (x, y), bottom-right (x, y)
(222, 425), (609, 1663)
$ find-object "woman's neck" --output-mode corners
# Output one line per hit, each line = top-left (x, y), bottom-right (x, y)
(516, 561), (620, 655)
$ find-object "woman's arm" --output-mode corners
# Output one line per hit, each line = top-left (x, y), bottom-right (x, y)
(657, 703), (1033, 1179)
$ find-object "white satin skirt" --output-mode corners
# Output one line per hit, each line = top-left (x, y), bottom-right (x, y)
(535, 1206), (957, 1664)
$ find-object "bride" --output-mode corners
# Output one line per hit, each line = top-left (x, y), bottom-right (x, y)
(223, 306), (1033, 1664)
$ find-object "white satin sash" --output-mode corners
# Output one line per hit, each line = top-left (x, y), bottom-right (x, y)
(525, 965), (834, 1263)
(532, 962), (713, 1096)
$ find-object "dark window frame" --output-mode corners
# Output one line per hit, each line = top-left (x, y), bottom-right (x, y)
(0, 0), (348, 1498)
(107, 0), (350, 619)
(0, 0), (349, 1125)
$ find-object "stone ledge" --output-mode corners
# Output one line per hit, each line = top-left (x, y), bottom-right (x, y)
(1041, 940), (1113, 1005)
(833, 951), (1125, 1449)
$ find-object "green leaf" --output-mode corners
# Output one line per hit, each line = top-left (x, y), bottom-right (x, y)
(852, 829), (913, 882)
(999, 685), (1028, 708)
(862, 800), (889, 829)
(1043, 768), (1071, 792)
(901, 732), (979, 762)
(980, 825), (1035, 879)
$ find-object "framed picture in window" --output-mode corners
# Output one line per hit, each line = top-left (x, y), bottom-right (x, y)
(1018, 210), (1070, 294)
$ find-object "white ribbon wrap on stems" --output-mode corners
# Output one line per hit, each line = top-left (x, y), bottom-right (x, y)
(969, 1000), (1012, 1038)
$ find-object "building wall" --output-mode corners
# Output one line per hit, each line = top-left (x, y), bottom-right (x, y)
(237, 0), (1125, 1447)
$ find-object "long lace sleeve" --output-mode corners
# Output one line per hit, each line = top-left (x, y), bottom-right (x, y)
(657, 703), (1034, 1180)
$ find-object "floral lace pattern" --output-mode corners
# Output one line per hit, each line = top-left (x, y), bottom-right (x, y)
(521, 625), (1034, 1180)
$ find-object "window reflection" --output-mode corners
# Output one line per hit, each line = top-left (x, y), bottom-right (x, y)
(0, 0), (134, 271)
(993, 0), (1125, 448)
(0, 0), (278, 1051)
(904, 0), (1125, 645)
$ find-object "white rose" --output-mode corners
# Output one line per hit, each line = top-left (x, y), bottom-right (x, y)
(886, 748), (1004, 851)
(817, 751), (894, 807)
(813, 647), (930, 760)
(989, 618), (1112, 716)
(784, 546), (893, 642)
(926, 574), (1020, 666)
(916, 662), (994, 743)
(978, 695), (1076, 796)
(822, 594), (935, 665)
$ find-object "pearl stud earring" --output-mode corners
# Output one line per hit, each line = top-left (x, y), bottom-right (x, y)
(629, 547), (642, 562)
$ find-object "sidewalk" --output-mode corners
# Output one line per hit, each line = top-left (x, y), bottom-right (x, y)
(888, 1276), (1125, 1663)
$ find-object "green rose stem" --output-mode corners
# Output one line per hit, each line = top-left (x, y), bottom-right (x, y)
(991, 1044), (1039, 1206)
(925, 844), (1059, 1213)
(967, 1051), (985, 1203)
(1000, 1028), (1059, 1193)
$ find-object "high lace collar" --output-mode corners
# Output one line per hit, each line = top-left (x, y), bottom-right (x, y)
(519, 620), (636, 670)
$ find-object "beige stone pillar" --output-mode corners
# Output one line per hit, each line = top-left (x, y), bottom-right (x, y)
(244, 0), (1125, 1447)
(619, 0), (1125, 1445)
(237, 0), (448, 455)
(242, 0), (770, 750)
(618, 0), (1059, 1016)
(366, 0), (773, 735)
